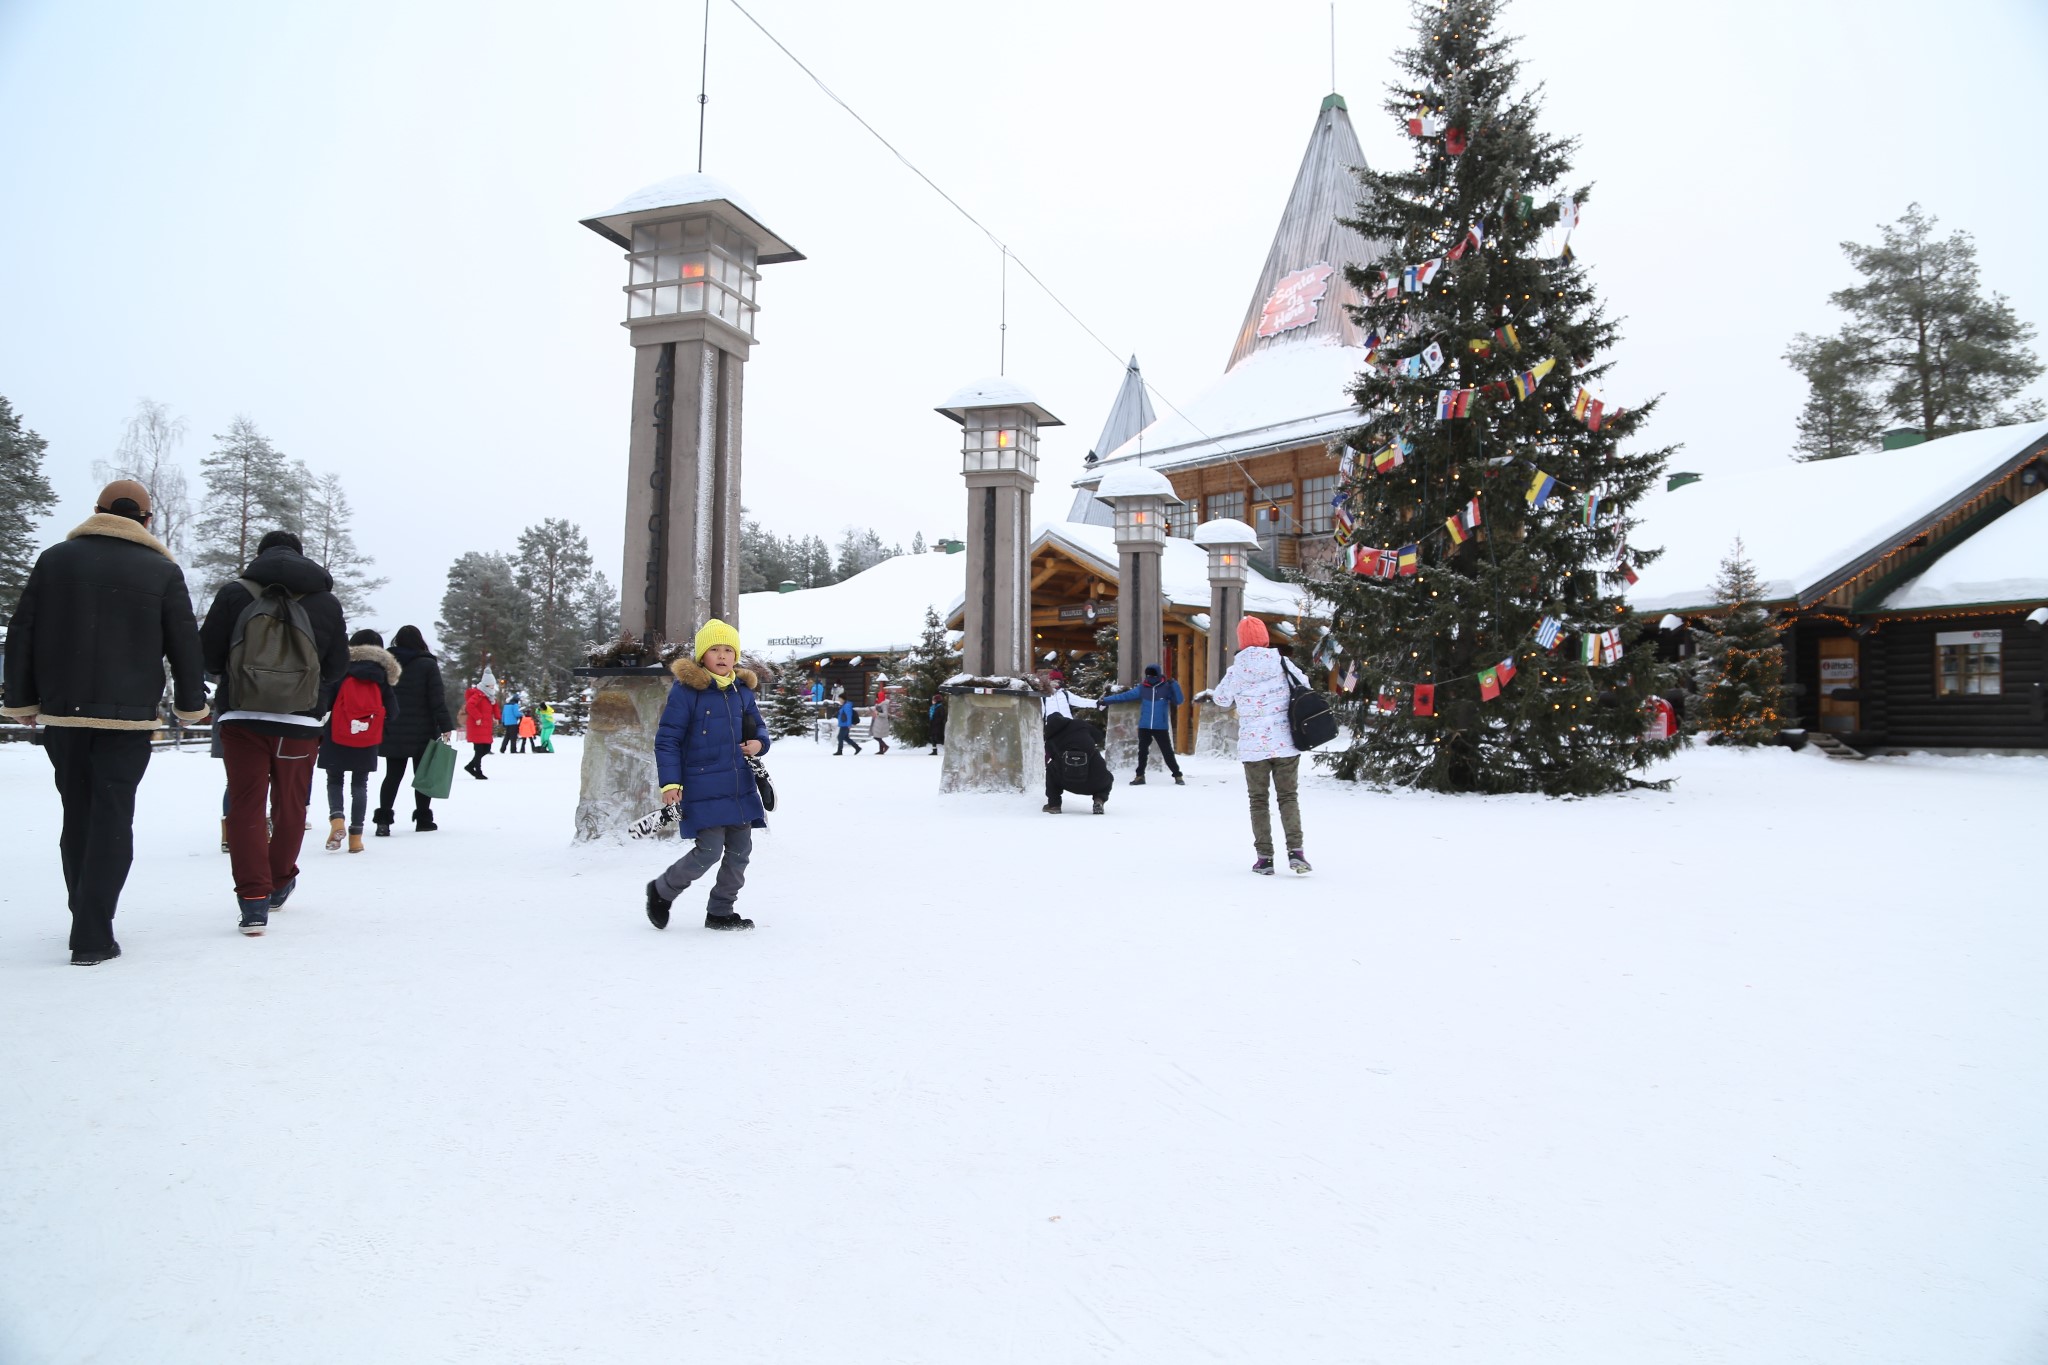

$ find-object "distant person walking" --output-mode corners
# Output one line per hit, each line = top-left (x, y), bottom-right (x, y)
(499, 691), (524, 753)
(200, 529), (350, 935)
(375, 625), (454, 835)
(320, 629), (399, 853)
(834, 697), (863, 754)
(1209, 617), (1311, 875)
(2, 480), (209, 964)
(928, 692), (947, 755)
(644, 620), (770, 932)
(869, 680), (894, 755)
(536, 701), (557, 754)
(1103, 663), (1185, 785)
(463, 681), (495, 778)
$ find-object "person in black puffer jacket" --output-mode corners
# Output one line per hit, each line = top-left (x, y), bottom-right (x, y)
(375, 624), (454, 835)
(1043, 712), (1113, 815)
(3, 479), (210, 964)
(318, 629), (400, 853)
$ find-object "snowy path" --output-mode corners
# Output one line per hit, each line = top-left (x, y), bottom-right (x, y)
(1, 735), (2045, 1363)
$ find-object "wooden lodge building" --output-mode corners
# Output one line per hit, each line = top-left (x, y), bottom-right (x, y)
(1070, 93), (1388, 579)
(1627, 422), (2048, 752)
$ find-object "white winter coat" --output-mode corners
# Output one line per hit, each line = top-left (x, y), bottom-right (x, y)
(1210, 646), (1309, 762)
(1042, 687), (1095, 720)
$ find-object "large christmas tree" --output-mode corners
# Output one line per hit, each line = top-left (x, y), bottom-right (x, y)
(1320, 0), (1679, 795)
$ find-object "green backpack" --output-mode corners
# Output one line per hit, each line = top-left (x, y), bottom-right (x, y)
(227, 577), (322, 715)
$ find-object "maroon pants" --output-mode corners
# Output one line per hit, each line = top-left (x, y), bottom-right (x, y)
(221, 725), (319, 902)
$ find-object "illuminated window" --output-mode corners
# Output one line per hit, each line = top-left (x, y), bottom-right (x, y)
(1936, 632), (2002, 696)
(624, 216), (761, 336)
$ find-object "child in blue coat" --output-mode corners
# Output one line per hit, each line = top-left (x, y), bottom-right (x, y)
(834, 697), (862, 755)
(644, 620), (770, 932)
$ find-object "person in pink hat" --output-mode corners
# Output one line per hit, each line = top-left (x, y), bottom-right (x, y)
(1209, 616), (1312, 875)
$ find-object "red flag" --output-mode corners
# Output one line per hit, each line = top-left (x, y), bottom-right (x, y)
(1445, 127), (1468, 155)
(1412, 684), (1435, 717)
(1478, 667), (1501, 701)
(1496, 656), (1517, 687)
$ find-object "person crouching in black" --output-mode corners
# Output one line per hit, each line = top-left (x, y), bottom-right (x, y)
(1042, 713), (1113, 815)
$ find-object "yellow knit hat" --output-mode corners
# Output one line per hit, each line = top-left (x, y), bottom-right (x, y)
(693, 618), (741, 661)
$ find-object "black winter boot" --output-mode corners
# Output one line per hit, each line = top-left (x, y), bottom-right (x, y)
(373, 809), (393, 837)
(645, 881), (671, 930)
(414, 810), (438, 832)
(705, 910), (754, 931)
(1091, 797), (1106, 815)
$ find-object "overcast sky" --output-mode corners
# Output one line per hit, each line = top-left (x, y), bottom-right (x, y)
(3, 0), (2043, 638)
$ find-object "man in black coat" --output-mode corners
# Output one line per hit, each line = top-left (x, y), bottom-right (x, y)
(199, 530), (349, 935)
(2, 480), (209, 964)
(1042, 713), (1113, 815)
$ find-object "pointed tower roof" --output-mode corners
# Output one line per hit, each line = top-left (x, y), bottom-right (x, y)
(1224, 94), (1380, 371)
(1088, 357), (1158, 462)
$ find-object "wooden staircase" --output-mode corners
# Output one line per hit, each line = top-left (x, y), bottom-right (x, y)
(1806, 733), (1867, 761)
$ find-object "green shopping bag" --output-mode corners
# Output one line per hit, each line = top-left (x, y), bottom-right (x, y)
(412, 737), (458, 800)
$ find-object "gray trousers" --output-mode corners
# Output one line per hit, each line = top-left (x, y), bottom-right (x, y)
(1242, 756), (1303, 857)
(656, 823), (754, 912)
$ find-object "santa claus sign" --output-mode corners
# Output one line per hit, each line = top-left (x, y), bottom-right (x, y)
(1255, 262), (1335, 338)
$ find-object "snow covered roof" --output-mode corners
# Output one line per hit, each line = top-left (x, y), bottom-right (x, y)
(1881, 491), (2048, 612)
(738, 552), (966, 662)
(579, 172), (803, 263)
(1093, 464), (1179, 502)
(1082, 340), (1365, 479)
(1192, 517), (1259, 547)
(1624, 421), (2048, 614)
(934, 377), (1063, 426)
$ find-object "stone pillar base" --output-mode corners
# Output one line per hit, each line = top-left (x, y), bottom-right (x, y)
(1103, 700), (1139, 772)
(575, 671), (672, 842)
(939, 690), (1045, 795)
(1195, 699), (1239, 761)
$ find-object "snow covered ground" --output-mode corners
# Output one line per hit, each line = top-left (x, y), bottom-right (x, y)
(2, 734), (2045, 1363)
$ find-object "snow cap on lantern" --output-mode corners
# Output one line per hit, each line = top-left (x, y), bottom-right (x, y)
(1095, 463), (1178, 547)
(582, 172), (803, 339)
(1194, 516), (1259, 584)
(937, 377), (1062, 478)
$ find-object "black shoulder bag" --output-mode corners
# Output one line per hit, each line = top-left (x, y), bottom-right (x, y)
(740, 709), (776, 812)
(1283, 661), (1339, 752)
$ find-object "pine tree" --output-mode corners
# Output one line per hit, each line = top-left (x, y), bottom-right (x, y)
(911, 531), (927, 554)
(1783, 333), (1883, 461)
(894, 606), (959, 747)
(1066, 622), (1118, 699)
(578, 569), (619, 651)
(93, 398), (192, 555)
(0, 395), (58, 621)
(192, 416), (304, 595)
(436, 551), (532, 687)
(303, 471), (387, 617)
(764, 665), (817, 738)
(515, 518), (596, 694)
(1693, 538), (1784, 744)
(1816, 204), (2044, 441)
(1320, 0), (1677, 795)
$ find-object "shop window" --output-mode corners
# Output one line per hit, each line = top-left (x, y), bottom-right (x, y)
(1165, 502), (1195, 538)
(1936, 631), (2002, 696)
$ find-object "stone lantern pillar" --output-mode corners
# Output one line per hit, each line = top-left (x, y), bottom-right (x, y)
(1094, 466), (1177, 687)
(936, 378), (1062, 795)
(571, 173), (802, 841)
(1194, 517), (1258, 758)
(1093, 465), (1178, 769)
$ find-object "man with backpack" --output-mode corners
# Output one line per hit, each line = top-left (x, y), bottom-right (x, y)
(199, 530), (349, 936)
(2, 480), (209, 965)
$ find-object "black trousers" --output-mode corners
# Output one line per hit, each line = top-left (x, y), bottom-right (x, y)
(1135, 727), (1181, 776)
(42, 727), (152, 957)
(498, 727), (518, 753)
(1045, 759), (1110, 806)
(378, 748), (433, 819)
